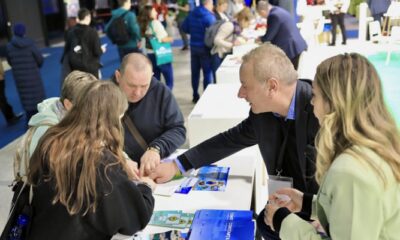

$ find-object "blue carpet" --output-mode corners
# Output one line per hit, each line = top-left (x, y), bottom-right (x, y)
(0, 37), (185, 148)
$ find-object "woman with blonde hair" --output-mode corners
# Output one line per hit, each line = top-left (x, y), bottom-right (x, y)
(27, 81), (155, 240)
(261, 53), (400, 239)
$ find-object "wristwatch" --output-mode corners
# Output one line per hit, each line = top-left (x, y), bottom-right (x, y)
(147, 145), (161, 154)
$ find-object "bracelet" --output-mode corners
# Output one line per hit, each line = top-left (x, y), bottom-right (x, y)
(147, 146), (160, 154)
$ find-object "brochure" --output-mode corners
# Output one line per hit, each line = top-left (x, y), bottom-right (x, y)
(193, 166), (230, 192)
(188, 209), (254, 240)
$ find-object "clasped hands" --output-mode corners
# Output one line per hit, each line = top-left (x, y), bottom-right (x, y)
(127, 149), (179, 184)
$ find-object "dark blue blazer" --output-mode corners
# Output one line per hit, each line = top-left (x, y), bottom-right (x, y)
(179, 80), (319, 193)
(260, 6), (307, 60)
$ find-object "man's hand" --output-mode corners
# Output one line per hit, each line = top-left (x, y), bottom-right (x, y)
(148, 161), (179, 183)
(140, 149), (161, 176)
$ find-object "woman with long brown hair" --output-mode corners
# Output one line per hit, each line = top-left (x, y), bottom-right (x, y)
(27, 81), (155, 240)
(138, 5), (174, 89)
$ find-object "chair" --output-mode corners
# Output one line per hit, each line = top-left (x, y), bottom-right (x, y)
(369, 20), (384, 43)
(386, 26), (400, 65)
(382, 1), (400, 35)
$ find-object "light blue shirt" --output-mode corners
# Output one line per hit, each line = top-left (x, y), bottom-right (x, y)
(273, 93), (296, 121)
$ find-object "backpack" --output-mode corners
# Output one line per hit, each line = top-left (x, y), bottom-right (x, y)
(13, 123), (52, 183)
(68, 28), (91, 72)
(107, 11), (131, 45)
(204, 20), (226, 48)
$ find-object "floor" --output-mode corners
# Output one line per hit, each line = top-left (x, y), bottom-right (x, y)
(0, 36), (399, 232)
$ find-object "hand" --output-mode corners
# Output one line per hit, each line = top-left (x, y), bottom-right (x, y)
(139, 150), (161, 176)
(140, 176), (156, 191)
(101, 44), (107, 53)
(269, 188), (304, 213)
(233, 39), (241, 46)
(125, 160), (140, 180)
(264, 202), (280, 231)
(148, 161), (179, 183)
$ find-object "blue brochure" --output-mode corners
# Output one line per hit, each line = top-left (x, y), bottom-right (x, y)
(188, 209), (254, 240)
(193, 166), (230, 192)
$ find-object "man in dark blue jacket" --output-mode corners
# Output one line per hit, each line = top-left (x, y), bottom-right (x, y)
(151, 43), (319, 193)
(257, 0), (307, 70)
(114, 53), (186, 176)
(182, 0), (216, 103)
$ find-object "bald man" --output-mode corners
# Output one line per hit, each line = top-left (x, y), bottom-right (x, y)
(114, 53), (186, 176)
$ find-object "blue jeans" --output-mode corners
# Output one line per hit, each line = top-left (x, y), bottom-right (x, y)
(118, 47), (141, 62)
(211, 53), (223, 83)
(148, 53), (174, 90)
(190, 46), (214, 100)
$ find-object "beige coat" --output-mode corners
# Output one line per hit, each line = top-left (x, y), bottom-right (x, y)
(211, 21), (235, 58)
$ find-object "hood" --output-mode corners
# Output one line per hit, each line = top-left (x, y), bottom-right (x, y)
(112, 8), (130, 17)
(10, 36), (34, 48)
(28, 97), (66, 127)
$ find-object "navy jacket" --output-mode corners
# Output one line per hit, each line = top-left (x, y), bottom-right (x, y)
(368, 0), (391, 15)
(178, 80), (319, 193)
(260, 6), (307, 60)
(123, 78), (186, 163)
(6, 36), (45, 112)
(182, 6), (216, 48)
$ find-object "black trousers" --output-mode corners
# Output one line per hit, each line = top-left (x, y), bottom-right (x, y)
(330, 13), (347, 44)
(0, 80), (16, 121)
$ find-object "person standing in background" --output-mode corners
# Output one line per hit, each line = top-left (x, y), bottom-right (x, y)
(176, 0), (190, 50)
(138, 5), (175, 89)
(62, 8), (105, 78)
(182, 0), (216, 103)
(0, 58), (23, 125)
(257, 1), (307, 70)
(6, 23), (45, 124)
(326, 0), (349, 46)
(367, 0), (391, 23)
(105, 0), (142, 61)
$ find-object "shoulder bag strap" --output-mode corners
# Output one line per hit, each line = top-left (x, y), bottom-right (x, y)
(123, 115), (148, 151)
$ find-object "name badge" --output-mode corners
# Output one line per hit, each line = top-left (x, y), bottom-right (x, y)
(268, 175), (293, 195)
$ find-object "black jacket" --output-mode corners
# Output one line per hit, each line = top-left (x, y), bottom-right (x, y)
(123, 78), (186, 162)
(62, 24), (103, 77)
(29, 150), (154, 240)
(6, 36), (45, 112)
(178, 80), (319, 193)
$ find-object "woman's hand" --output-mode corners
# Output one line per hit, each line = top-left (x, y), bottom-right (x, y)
(264, 202), (280, 231)
(269, 188), (304, 213)
(140, 176), (156, 191)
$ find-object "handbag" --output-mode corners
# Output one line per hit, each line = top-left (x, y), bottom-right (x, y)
(0, 181), (33, 240)
(149, 22), (173, 66)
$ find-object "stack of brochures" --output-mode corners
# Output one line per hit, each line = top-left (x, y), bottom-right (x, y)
(187, 209), (254, 240)
(149, 210), (195, 229)
(193, 165), (230, 192)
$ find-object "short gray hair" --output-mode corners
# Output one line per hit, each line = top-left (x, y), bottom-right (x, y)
(120, 53), (153, 75)
(256, 0), (269, 12)
(241, 43), (298, 85)
(61, 71), (98, 104)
